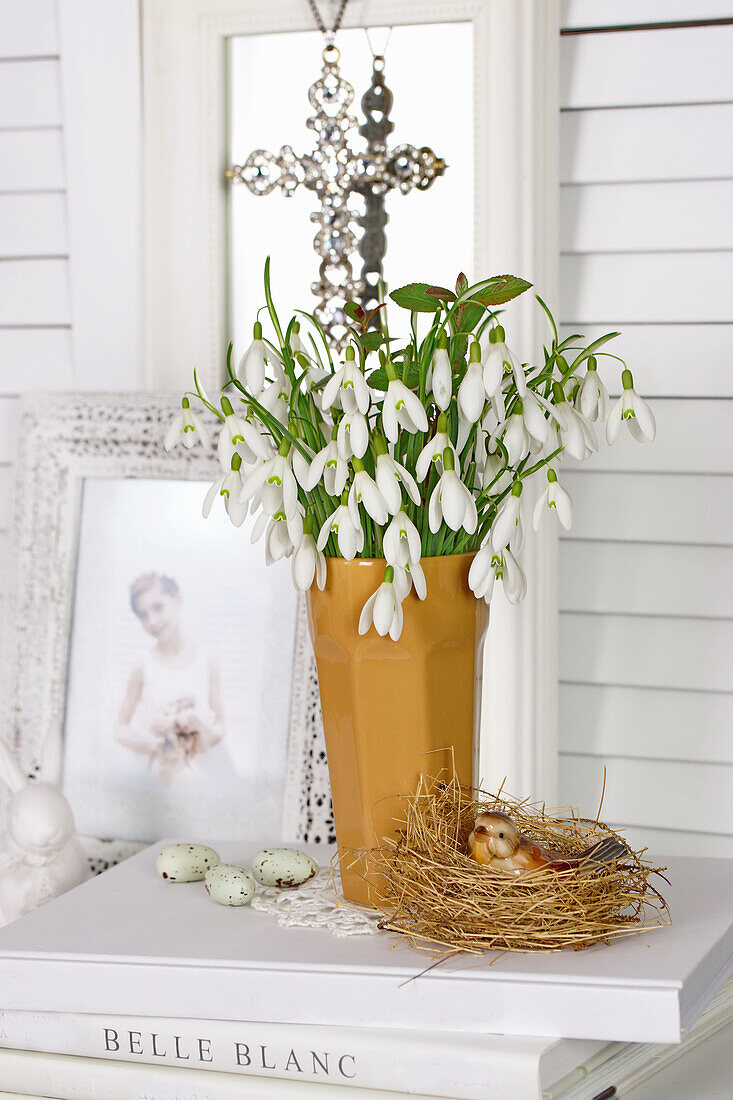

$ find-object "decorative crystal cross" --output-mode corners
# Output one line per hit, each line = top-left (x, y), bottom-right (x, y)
(226, 45), (445, 347)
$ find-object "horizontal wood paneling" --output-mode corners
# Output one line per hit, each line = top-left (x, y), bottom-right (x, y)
(563, 1), (733, 27)
(560, 252), (733, 323)
(560, 613), (733, 692)
(562, 104), (733, 184)
(560, 541), (733, 618)
(0, 259), (70, 325)
(0, 467), (13, 530)
(611, 823), (732, 859)
(562, 181), (733, 253)
(0, 0), (58, 59)
(0, 130), (65, 192)
(0, 328), (73, 391)
(560, 754), (733, 835)
(0, 399), (20, 464)
(0, 60), (61, 129)
(560, 683), (733, 764)
(0, 193), (67, 257)
(558, 324), (733, 398)
(562, 400), (733, 474)
(563, 471), (733, 545)
(561, 26), (733, 109)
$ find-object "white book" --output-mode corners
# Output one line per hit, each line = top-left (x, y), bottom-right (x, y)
(550, 978), (733, 1099)
(0, 841), (730, 1044)
(0, 1047), (477, 1100)
(0, 1007), (605, 1100)
(0, 985), (731, 1100)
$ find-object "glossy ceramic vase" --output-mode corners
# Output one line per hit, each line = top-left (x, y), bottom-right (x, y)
(306, 553), (489, 906)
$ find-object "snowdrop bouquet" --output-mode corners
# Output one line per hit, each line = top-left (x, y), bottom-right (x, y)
(167, 262), (654, 641)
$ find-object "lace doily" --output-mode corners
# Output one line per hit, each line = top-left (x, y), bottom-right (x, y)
(251, 868), (381, 937)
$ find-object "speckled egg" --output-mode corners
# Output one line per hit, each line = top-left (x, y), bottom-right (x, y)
(251, 848), (319, 889)
(155, 843), (220, 882)
(204, 863), (256, 906)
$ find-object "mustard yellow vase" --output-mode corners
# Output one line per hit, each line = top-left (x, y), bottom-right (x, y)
(306, 552), (489, 906)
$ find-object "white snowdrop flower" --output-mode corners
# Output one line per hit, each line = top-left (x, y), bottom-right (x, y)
(237, 321), (280, 396)
(482, 448), (513, 495)
(533, 468), (573, 531)
(290, 442), (314, 490)
(289, 320), (307, 358)
(250, 505), (301, 549)
(291, 517), (327, 592)
(392, 559), (427, 602)
(416, 414), (457, 481)
(406, 558), (426, 600)
(348, 459), (389, 526)
(457, 341), (486, 425)
(375, 447), (421, 515)
(165, 397), (210, 452)
(261, 515), (297, 565)
(260, 376), (291, 426)
(202, 453), (247, 527)
(552, 383), (597, 460)
(430, 330), (453, 411)
(428, 448), (478, 535)
(240, 440), (298, 520)
(358, 565), (404, 641)
(501, 402), (532, 465)
(490, 481), (523, 553)
(383, 510), (422, 568)
(382, 363), (429, 443)
(606, 369), (656, 445)
(306, 435), (349, 497)
(321, 345), (371, 415)
(501, 548), (527, 604)
(336, 409), (369, 460)
(316, 498), (364, 561)
(468, 542), (502, 603)
(522, 389), (549, 446)
(481, 324), (527, 396)
(576, 356), (610, 423)
(216, 396), (272, 468)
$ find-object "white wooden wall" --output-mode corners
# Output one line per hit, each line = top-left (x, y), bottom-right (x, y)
(558, 3), (733, 855)
(0, 0), (69, 590)
(0, 0), (143, 612)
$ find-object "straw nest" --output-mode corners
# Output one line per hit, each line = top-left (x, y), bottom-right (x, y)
(363, 774), (670, 956)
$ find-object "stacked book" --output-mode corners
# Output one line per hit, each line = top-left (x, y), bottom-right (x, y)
(0, 841), (731, 1100)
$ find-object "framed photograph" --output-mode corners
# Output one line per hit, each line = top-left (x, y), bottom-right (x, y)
(1, 394), (333, 870)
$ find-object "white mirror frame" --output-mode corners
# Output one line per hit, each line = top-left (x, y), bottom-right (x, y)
(142, 0), (561, 801)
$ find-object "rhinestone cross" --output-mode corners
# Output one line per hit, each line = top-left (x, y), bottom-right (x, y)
(227, 46), (445, 348)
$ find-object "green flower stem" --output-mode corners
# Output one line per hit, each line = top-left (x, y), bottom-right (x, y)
(263, 256), (285, 349)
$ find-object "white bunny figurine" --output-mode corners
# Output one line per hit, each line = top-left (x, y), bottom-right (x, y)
(0, 737), (91, 928)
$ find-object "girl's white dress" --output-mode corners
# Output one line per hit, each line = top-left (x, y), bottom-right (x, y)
(128, 645), (228, 787)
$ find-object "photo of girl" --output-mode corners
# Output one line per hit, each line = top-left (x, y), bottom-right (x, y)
(61, 477), (296, 843)
(117, 574), (226, 785)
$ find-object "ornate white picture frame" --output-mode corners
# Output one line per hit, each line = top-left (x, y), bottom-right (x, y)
(1, 393), (323, 870)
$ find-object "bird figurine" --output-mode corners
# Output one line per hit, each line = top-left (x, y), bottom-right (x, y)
(467, 810), (629, 875)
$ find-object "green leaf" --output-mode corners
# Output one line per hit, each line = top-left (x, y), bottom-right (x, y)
(456, 298), (487, 333)
(360, 331), (385, 351)
(463, 274), (533, 307)
(389, 283), (442, 312)
(426, 285), (457, 303)
(455, 272), (469, 297)
(344, 301), (366, 324)
(368, 362), (420, 391)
